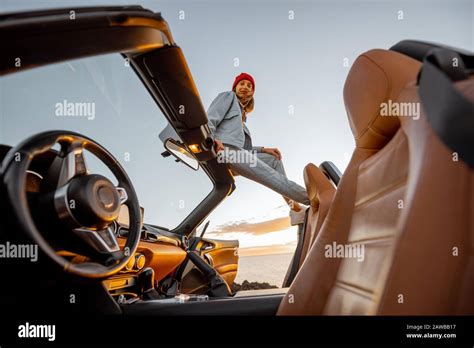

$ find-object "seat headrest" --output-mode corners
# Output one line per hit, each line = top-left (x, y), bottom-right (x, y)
(343, 49), (421, 149)
(303, 163), (335, 211)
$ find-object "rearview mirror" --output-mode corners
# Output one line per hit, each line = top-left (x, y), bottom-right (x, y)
(164, 138), (199, 171)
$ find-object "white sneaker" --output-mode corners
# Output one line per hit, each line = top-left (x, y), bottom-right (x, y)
(289, 206), (308, 226)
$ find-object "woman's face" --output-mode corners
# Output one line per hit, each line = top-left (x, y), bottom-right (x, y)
(235, 79), (254, 98)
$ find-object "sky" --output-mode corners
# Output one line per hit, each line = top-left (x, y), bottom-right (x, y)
(1, 0), (472, 252)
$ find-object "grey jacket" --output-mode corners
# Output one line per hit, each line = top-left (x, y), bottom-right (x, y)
(207, 91), (263, 153)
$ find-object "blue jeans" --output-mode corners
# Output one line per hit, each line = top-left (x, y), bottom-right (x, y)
(220, 145), (310, 205)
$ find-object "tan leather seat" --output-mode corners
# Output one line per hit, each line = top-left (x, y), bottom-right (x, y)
(278, 49), (474, 315)
(297, 163), (336, 268)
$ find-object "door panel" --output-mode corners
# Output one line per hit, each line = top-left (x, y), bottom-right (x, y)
(200, 240), (239, 287)
(181, 238), (239, 294)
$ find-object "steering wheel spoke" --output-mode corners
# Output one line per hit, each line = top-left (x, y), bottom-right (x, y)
(116, 186), (128, 204)
(73, 225), (120, 254)
(56, 145), (89, 188)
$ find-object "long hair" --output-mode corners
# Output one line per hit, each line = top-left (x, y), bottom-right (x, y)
(237, 95), (254, 122)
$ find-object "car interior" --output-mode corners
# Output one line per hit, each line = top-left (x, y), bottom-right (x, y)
(0, 6), (473, 317)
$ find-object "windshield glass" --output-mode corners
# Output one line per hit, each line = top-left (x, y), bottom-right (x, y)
(0, 53), (214, 230)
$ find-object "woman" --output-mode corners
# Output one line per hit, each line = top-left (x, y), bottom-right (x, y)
(207, 72), (310, 212)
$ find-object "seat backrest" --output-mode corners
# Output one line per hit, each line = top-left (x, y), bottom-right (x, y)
(374, 74), (474, 315)
(297, 163), (335, 268)
(278, 48), (474, 315)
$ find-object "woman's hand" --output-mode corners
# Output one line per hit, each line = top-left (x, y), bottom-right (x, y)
(263, 147), (282, 160)
(214, 138), (225, 153)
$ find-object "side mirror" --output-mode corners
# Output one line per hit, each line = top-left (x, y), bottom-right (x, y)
(164, 138), (199, 171)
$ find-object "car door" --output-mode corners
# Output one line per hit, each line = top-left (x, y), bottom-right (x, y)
(180, 237), (239, 294)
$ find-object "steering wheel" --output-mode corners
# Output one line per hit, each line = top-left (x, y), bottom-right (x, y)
(1, 130), (142, 278)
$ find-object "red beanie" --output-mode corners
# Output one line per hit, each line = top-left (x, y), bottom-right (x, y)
(232, 73), (255, 92)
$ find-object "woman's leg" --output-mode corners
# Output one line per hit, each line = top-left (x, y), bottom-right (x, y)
(255, 152), (305, 211)
(222, 146), (310, 206)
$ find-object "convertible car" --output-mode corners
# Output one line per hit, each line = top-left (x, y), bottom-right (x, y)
(0, 6), (473, 317)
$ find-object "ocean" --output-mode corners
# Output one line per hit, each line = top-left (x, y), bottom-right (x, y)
(235, 252), (295, 288)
